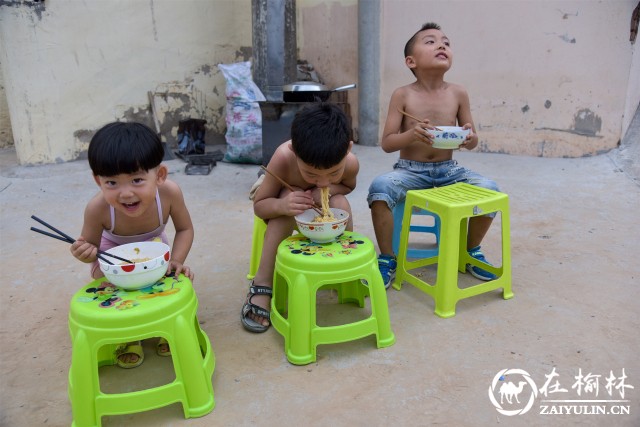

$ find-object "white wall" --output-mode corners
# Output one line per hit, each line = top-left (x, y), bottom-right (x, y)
(1, 0), (638, 163)
(622, 35), (639, 135)
(0, 58), (13, 148)
(381, 0), (639, 157)
(0, 0), (252, 164)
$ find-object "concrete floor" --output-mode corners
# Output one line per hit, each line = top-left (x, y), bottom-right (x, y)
(1, 143), (639, 427)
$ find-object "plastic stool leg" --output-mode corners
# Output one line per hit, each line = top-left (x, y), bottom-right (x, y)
(433, 216), (463, 318)
(335, 280), (366, 307)
(391, 201), (405, 256)
(500, 209), (514, 300)
(458, 218), (468, 273)
(173, 315), (215, 417)
(366, 266), (396, 347)
(286, 274), (315, 365)
(393, 198), (416, 290)
(393, 201), (440, 259)
(69, 330), (101, 427)
(247, 217), (266, 280)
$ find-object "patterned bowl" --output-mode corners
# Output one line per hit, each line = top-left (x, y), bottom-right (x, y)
(431, 126), (470, 149)
(99, 241), (171, 290)
(295, 208), (349, 243)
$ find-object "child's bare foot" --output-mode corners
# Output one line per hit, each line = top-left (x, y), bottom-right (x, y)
(249, 294), (271, 325)
(241, 284), (272, 333)
(156, 338), (171, 356)
(115, 341), (144, 369)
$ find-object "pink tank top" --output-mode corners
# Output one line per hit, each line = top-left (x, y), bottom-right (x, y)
(102, 190), (166, 245)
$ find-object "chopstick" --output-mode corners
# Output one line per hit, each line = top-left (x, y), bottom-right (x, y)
(30, 226), (113, 265)
(397, 108), (442, 131)
(30, 227), (75, 244)
(260, 166), (324, 215)
(30, 215), (134, 264)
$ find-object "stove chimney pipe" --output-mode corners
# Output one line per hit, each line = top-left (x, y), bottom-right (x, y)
(251, 0), (297, 101)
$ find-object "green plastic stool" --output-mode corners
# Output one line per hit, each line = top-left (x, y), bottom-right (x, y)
(394, 183), (513, 318)
(247, 215), (267, 280)
(271, 231), (395, 365)
(68, 275), (215, 426)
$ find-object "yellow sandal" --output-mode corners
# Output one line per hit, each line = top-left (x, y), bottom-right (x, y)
(115, 341), (144, 369)
(156, 337), (171, 357)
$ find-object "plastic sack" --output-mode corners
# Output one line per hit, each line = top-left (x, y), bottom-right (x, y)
(218, 61), (266, 164)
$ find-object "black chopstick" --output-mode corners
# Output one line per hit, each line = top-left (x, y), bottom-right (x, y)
(96, 250), (132, 264)
(30, 215), (134, 264)
(31, 226), (114, 265)
(31, 227), (73, 243)
(30, 226), (73, 244)
(31, 215), (75, 242)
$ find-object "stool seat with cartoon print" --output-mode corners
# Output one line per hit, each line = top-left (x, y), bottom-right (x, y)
(271, 231), (395, 365)
(68, 275), (215, 426)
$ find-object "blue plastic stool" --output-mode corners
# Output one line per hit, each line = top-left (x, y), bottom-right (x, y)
(392, 199), (440, 259)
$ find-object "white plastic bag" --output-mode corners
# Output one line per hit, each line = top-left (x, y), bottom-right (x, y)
(218, 61), (266, 164)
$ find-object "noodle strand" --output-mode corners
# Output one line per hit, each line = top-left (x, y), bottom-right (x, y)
(314, 187), (336, 222)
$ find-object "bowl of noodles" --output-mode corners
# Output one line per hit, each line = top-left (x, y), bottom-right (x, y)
(295, 207), (349, 243)
(99, 241), (171, 290)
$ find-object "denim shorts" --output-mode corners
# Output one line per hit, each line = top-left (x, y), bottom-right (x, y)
(367, 159), (499, 212)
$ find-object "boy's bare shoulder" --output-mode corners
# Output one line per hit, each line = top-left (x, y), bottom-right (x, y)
(269, 141), (297, 173)
(391, 84), (413, 99)
(445, 81), (469, 96)
(346, 152), (359, 171)
(272, 141), (295, 161)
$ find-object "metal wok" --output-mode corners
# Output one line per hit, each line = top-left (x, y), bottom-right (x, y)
(282, 82), (356, 102)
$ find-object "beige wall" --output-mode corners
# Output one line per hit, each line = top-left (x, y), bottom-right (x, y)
(381, 0), (639, 157)
(1, 0), (638, 164)
(0, 0), (252, 164)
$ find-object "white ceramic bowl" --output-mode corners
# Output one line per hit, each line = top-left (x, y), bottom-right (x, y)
(295, 208), (349, 243)
(431, 126), (470, 149)
(99, 241), (171, 290)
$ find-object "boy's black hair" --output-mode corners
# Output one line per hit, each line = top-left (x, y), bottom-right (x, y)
(88, 122), (164, 177)
(404, 22), (442, 58)
(290, 103), (351, 169)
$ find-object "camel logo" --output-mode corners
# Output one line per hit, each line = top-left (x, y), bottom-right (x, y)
(488, 369), (538, 416)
